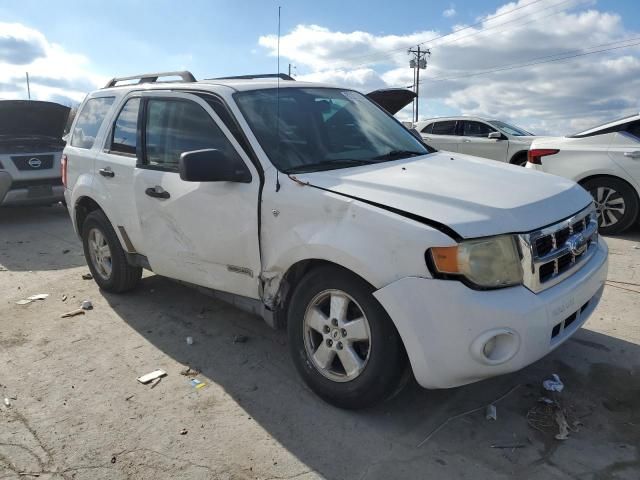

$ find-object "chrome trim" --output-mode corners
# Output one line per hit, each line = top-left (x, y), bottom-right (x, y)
(518, 205), (598, 293)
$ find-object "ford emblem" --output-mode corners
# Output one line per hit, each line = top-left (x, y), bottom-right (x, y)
(28, 157), (42, 168)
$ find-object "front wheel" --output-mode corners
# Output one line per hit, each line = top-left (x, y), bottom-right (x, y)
(583, 177), (639, 235)
(287, 266), (408, 409)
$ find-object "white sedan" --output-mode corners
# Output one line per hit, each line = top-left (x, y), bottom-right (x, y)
(527, 114), (640, 234)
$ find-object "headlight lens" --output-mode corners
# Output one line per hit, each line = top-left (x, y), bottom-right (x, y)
(428, 235), (523, 288)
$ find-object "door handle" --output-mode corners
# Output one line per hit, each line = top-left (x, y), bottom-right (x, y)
(99, 167), (115, 178)
(623, 151), (640, 158)
(145, 186), (170, 199)
(462, 139), (471, 143)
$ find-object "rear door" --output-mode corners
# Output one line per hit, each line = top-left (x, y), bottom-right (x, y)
(608, 120), (640, 189)
(458, 120), (508, 161)
(423, 120), (459, 152)
(132, 91), (262, 298)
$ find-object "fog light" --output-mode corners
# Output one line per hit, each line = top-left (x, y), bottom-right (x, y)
(470, 329), (520, 365)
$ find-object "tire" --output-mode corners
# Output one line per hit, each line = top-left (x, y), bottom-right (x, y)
(287, 265), (408, 409)
(81, 210), (142, 292)
(582, 177), (639, 235)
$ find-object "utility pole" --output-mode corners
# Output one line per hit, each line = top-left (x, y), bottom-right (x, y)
(408, 46), (429, 123)
(26, 72), (31, 100)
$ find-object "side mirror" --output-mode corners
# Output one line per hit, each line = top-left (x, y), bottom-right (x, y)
(488, 132), (503, 140)
(179, 149), (252, 183)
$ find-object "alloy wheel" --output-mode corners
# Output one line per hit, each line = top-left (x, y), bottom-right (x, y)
(303, 289), (372, 382)
(591, 186), (626, 228)
(88, 228), (113, 280)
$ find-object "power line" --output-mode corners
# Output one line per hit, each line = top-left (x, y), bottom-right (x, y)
(407, 37), (640, 86)
(347, 0), (555, 68)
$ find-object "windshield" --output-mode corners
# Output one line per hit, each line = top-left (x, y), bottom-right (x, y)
(487, 120), (534, 136)
(234, 88), (431, 173)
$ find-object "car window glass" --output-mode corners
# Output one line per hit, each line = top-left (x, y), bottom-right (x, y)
(70, 97), (115, 149)
(431, 121), (457, 135)
(627, 120), (640, 140)
(421, 123), (433, 134)
(110, 98), (140, 155)
(144, 99), (241, 170)
(463, 121), (496, 137)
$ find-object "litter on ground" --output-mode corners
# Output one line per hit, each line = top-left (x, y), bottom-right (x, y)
(543, 374), (564, 392)
(61, 309), (85, 318)
(137, 369), (167, 384)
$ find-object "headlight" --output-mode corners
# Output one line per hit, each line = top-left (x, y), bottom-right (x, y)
(427, 235), (523, 289)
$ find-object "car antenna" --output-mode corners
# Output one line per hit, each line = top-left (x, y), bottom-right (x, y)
(275, 6), (282, 192)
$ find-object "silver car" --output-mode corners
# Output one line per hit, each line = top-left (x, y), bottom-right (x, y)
(0, 100), (70, 206)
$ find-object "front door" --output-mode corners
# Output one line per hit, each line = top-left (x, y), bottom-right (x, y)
(458, 120), (509, 161)
(133, 92), (262, 299)
(608, 125), (640, 189)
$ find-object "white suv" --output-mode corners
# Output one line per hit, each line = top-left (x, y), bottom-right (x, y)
(414, 116), (538, 165)
(63, 71), (608, 409)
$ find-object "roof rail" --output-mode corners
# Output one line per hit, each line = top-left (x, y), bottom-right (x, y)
(208, 73), (295, 81)
(103, 71), (196, 88)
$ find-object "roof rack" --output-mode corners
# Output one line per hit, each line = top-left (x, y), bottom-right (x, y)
(103, 71), (196, 89)
(208, 73), (295, 81)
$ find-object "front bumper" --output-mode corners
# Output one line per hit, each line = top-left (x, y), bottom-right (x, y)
(374, 237), (608, 389)
(0, 171), (64, 206)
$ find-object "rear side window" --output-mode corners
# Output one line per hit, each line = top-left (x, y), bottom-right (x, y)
(462, 121), (496, 137)
(627, 120), (640, 140)
(143, 98), (241, 171)
(421, 123), (433, 134)
(110, 98), (140, 156)
(70, 97), (115, 149)
(432, 121), (457, 135)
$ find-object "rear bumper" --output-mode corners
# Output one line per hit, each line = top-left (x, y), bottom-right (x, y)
(374, 237), (608, 389)
(0, 171), (64, 206)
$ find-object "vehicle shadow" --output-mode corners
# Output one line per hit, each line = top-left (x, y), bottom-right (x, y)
(0, 204), (85, 271)
(104, 275), (640, 480)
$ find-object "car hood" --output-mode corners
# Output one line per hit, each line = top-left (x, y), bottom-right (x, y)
(296, 151), (592, 239)
(0, 100), (70, 139)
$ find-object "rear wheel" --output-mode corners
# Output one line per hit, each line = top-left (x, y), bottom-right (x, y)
(81, 210), (142, 292)
(582, 177), (639, 235)
(288, 266), (408, 409)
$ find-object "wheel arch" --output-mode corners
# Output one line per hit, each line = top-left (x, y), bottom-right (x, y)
(509, 150), (528, 165)
(75, 196), (105, 236)
(577, 173), (640, 202)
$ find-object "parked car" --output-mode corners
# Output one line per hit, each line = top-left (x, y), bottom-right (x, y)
(414, 116), (538, 165)
(0, 100), (70, 206)
(63, 71), (607, 409)
(527, 113), (640, 235)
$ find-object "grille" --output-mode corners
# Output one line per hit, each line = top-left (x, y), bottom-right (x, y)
(11, 154), (54, 170)
(519, 206), (598, 293)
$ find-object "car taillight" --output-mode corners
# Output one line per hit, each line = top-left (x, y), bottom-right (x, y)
(528, 149), (559, 165)
(61, 154), (68, 188)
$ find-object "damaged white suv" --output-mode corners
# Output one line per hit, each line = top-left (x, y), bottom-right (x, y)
(63, 72), (608, 409)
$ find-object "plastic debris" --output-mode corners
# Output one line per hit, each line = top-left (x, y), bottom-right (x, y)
(81, 300), (93, 310)
(3, 398), (10, 407)
(28, 294), (49, 300)
(15, 299), (32, 305)
(137, 369), (167, 384)
(554, 409), (570, 440)
(543, 374), (564, 392)
(485, 404), (497, 421)
(190, 379), (207, 390)
(149, 377), (162, 389)
(61, 309), (85, 318)
(81, 273), (93, 280)
(233, 334), (248, 344)
(186, 336), (194, 345)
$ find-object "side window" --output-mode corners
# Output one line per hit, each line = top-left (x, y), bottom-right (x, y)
(421, 123), (433, 134)
(431, 120), (457, 135)
(144, 98), (242, 171)
(70, 97), (115, 149)
(462, 121), (496, 137)
(110, 98), (140, 156)
(627, 120), (640, 140)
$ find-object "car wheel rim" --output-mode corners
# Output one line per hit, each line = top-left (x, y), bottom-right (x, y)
(591, 186), (626, 228)
(88, 228), (112, 280)
(303, 289), (372, 383)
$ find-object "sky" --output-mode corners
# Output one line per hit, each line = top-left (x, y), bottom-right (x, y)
(1, 0), (639, 134)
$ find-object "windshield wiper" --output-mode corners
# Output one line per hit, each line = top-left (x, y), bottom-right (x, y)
(284, 159), (375, 174)
(372, 150), (426, 161)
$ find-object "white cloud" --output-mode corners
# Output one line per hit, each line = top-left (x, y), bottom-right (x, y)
(443, 5), (457, 18)
(258, 0), (640, 134)
(0, 22), (105, 105)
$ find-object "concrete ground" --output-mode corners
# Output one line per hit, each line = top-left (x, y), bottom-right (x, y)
(1, 205), (639, 480)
